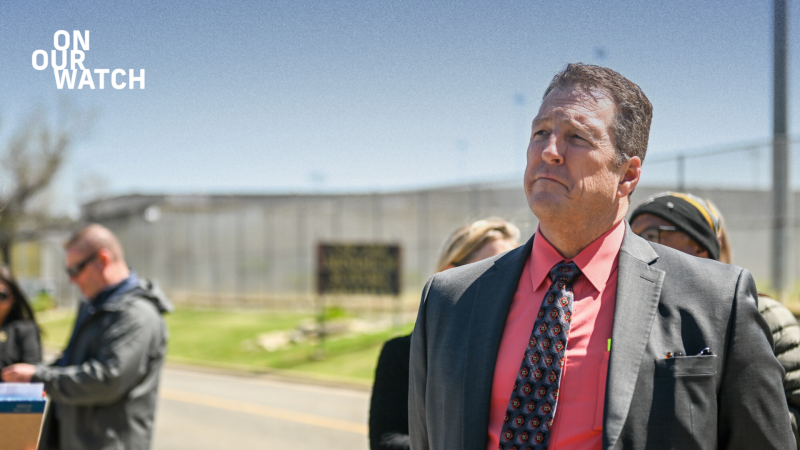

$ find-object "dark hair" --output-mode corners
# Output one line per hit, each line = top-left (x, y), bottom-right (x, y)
(0, 266), (39, 327)
(543, 63), (653, 166)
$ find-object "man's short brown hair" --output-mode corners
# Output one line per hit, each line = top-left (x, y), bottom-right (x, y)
(543, 63), (653, 166)
(64, 223), (125, 262)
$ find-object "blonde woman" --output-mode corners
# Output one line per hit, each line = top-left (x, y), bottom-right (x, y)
(369, 218), (520, 450)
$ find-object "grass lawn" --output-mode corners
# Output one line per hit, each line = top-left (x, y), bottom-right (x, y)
(37, 310), (77, 349)
(38, 308), (413, 384)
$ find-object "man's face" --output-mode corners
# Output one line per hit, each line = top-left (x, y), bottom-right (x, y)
(524, 86), (628, 225)
(65, 246), (105, 299)
(630, 213), (710, 258)
(464, 238), (517, 266)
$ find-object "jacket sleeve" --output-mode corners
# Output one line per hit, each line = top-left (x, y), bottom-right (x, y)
(717, 270), (796, 449)
(409, 276), (434, 450)
(759, 297), (800, 450)
(17, 321), (42, 364)
(31, 300), (162, 406)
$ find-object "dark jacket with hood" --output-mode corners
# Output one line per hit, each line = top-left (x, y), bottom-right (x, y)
(33, 275), (172, 450)
(758, 295), (800, 450)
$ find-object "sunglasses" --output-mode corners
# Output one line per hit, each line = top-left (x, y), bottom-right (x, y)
(637, 226), (678, 244)
(66, 251), (99, 278)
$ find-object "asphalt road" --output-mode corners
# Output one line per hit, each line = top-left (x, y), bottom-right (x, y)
(152, 367), (371, 449)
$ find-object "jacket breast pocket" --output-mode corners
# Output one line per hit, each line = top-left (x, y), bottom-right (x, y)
(649, 355), (718, 450)
(654, 354), (718, 378)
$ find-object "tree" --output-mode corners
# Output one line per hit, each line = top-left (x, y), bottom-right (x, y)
(0, 100), (93, 268)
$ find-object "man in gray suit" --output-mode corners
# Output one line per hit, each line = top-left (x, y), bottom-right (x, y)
(409, 64), (795, 449)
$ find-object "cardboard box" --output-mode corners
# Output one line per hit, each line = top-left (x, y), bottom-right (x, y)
(0, 383), (46, 450)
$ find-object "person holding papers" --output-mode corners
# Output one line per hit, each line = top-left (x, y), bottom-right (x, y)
(1, 224), (172, 450)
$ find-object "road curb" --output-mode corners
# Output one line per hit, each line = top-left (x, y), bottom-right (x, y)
(44, 345), (373, 392)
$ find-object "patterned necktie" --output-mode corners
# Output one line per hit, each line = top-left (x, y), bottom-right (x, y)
(498, 261), (582, 450)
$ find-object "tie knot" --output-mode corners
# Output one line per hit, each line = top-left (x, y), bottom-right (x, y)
(549, 261), (581, 284)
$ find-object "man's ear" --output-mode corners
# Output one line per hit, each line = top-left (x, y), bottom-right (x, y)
(97, 248), (114, 267)
(618, 156), (642, 198)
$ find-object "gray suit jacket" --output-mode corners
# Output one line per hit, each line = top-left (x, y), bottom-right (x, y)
(409, 225), (795, 449)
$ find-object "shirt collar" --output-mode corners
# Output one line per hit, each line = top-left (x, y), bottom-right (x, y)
(530, 220), (626, 292)
(91, 272), (139, 307)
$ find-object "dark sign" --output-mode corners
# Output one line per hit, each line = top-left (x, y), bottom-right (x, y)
(317, 244), (401, 295)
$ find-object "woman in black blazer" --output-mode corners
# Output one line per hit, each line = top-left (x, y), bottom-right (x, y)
(0, 266), (42, 371)
(369, 218), (520, 449)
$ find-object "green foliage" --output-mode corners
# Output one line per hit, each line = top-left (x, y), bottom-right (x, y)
(31, 290), (55, 313)
(164, 309), (310, 364)
(320, 305), (349, 321)
(292, 324), (414, 380)
(38, 308), (415, 382)
(37, 310), (76, 349)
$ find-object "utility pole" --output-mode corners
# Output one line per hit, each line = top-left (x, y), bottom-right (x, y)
(772, 0), (791, 301)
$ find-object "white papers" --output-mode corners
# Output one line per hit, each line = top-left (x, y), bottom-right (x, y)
(0, 383), (44, 399)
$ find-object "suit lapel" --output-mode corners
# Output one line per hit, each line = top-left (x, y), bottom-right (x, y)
(462, 235), (533, 450)
(603, 225), (665, 449)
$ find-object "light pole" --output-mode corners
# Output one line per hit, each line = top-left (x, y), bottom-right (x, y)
(772, 0), (791, 301)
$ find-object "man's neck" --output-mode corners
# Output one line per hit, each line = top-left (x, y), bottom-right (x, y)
(91, 269), (133, 303)
(104, 265), (130, 286)
(97, 267), (131, 295)
(538, 210), (627, 260)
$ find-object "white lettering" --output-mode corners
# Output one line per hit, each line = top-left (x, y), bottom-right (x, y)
(93, 69), (109, 89)
(111, 69), (126, 89)
(78, 70), (95, 89)
(128, 69), (144, 89)
(50, 50), (67, 70)
(54, 69), (77, 89)
(70, 50), (85, 70)
(73, 30), (89, 51)
(31, 50), (48, 70)
(53, 30), (70, 51)
(39, 30), (145, 91)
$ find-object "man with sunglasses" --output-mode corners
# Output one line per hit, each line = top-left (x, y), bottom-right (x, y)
(2, 223), (172, 450)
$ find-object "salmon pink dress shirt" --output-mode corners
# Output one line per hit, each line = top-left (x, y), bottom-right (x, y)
(486, 221), (625, 450)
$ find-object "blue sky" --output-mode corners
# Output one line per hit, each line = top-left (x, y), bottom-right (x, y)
(0, 0), (798, 211)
